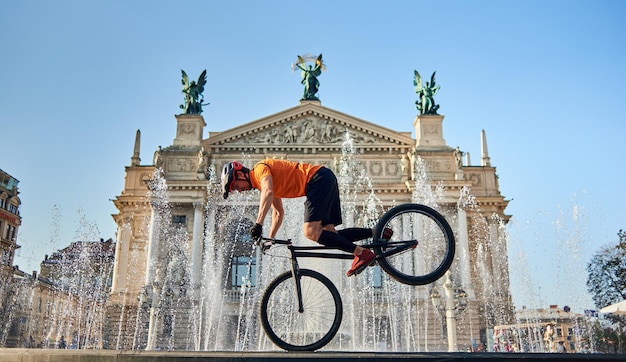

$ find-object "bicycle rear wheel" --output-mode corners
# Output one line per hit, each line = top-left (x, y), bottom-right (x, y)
(260, 269), (342, 351)
(373, 203), (455, 285)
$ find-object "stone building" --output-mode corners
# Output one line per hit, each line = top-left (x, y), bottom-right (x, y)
(0, 169), (20, 271)
(106, 98), (514, 351)
(493, 305), (588, 353)
(2, 239), (114, 349)
(0, 171), (116, 349)
(0, 169), (22, 346)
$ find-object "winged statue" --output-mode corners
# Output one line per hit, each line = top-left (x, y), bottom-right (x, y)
(414, 70), (440, 115)
(180, 69), (209, 114)
(293, 54), (325, 101)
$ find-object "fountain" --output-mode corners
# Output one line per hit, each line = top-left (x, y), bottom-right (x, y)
(102, 132), (487, 352)
(2, 135), (603, 355)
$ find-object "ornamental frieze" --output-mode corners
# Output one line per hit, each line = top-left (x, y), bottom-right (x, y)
(237, 117), (378, 145)
(369, 161), (383, 176)
(168, 157), (196, 172)
(467, 172), (482, 187)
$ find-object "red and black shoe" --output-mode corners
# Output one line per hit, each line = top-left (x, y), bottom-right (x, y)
(346, 249), (376, 277)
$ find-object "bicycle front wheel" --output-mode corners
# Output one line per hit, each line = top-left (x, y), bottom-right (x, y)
(373, 203), (455, 285)
(260, 269), (342, 351)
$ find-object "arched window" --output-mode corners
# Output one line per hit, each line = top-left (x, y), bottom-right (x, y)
(225, 217), (257, 289)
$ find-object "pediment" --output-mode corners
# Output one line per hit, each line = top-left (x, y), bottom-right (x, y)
(204, 101), (414, 152)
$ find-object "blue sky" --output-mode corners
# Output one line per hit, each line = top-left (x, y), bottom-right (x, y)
(1, 1), (624, 312)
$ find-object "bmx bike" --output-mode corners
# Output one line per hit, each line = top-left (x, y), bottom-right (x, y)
(257, 203), (455, 351)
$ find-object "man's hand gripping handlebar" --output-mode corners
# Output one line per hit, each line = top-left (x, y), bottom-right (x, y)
(253, 236), (292, 253)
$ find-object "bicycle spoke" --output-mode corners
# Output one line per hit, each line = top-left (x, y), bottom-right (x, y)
(261, 270), (342, 351)
(374, 204), (455, 285)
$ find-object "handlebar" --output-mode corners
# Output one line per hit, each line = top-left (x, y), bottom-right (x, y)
(256, 236), (292, 253)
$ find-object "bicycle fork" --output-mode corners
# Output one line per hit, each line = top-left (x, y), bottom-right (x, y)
(288, 245), (305, 313)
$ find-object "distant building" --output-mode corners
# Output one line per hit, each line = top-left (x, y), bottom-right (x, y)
(2, 239), (115, 349)
(493, 305), (588, 353)
(0, 169), (20, 270)
(0, 169), (22, 346)
(39, 239), (115, 295)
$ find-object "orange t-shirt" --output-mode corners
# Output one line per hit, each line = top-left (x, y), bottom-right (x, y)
(250, 159), (323, 198)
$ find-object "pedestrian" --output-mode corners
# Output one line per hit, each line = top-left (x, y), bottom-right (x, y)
(58, 336), (66, 349)
(221, 159), (392, 276)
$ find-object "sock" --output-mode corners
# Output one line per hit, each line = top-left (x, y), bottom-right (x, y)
(338, 227), (372, 242)
(317, 230), (357, 253)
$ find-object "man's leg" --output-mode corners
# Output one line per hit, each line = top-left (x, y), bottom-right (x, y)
(338, 228), (372, 242)
(304, 221), (365, 255)
(339, 227), (394, 241)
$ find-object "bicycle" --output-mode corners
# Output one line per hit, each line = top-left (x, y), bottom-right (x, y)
(257, 203), (455, 351)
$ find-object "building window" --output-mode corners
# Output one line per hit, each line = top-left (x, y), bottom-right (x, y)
(8, 203), (18, 214)
(231, 255), (256, 288)
(225, 217), (256, 289)
(1, 250), (10, 266)
(172, 215), (186, 225)
(5, 224), (15, 240)
(372, 266), (383, 288)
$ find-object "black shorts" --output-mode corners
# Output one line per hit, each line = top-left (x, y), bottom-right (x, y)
(304, 167), (342, 226)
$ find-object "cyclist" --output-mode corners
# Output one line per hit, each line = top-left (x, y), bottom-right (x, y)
(221, 159), (391, 276)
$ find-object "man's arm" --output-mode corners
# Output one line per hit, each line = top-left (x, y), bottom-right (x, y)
(255, 175), (274, 227)
(268, 197), (284, 238)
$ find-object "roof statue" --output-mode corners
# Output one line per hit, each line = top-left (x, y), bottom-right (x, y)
(180, 69), (209, 114)
(293, 54), (326, 101)
(414, 70), (440, 115)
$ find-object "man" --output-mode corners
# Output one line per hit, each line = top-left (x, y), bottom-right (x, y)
(221, 159), (391, 276)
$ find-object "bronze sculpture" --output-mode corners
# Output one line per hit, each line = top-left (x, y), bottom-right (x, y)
(414, 70), (440, 115)
(293, 54), (325, 101)
(180, 69), (208, 114)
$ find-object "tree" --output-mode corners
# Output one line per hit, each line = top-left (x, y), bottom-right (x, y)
(587, 230), (626, 309)
(586, 229), (626, 353)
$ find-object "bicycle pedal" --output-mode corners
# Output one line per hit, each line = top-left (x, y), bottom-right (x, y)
(351, 260), (377, 276)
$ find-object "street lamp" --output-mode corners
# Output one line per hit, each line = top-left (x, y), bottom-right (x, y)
(430, 272), (467, 351)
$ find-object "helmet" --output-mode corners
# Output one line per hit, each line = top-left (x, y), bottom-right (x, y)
(221, 161), (244, 199)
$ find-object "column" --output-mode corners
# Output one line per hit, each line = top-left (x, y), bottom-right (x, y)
(111, 219), (131, 293)
(190, 202), (205, 287)
(456, 208), (471, 288)
(443, 273), (458, 352)
(144, 205), (160, 285)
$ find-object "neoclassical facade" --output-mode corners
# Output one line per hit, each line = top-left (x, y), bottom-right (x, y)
(106, 99), (514, 351)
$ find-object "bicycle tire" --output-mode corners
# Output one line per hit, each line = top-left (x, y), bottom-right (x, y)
(260, 269), (342, 351)
(373, 203), (455, 285)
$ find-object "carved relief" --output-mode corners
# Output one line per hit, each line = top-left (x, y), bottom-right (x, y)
(301, 118), (317, 142)
(370, 161), (383, 176)
(168, 157), (196, 172)
(178, 123), (197, 136)
(386, 161), (399, 176)
(424, 124), (440, 136)
(137, 172), (152, 187)
(424, 159), (441, 171)
(468, 172), (482, 187)
(240, 117), (379, 145)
